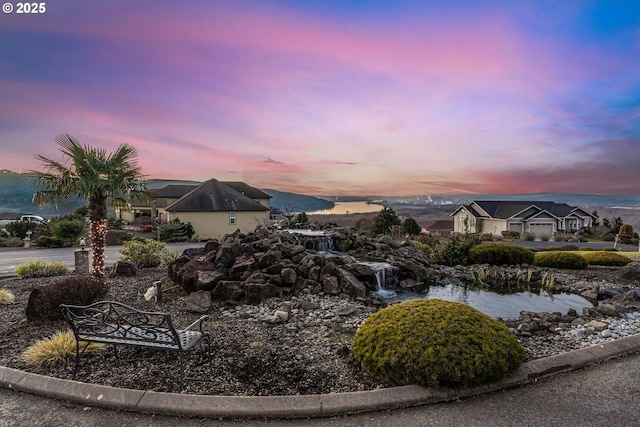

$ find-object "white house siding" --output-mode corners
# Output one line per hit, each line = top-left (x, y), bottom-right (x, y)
(479, 218), (507, 235)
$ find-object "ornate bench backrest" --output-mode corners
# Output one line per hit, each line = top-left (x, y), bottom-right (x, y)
(60, 301), (183, 349)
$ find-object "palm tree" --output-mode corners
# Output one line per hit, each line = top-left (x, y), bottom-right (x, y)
(31, 133), (151, 277)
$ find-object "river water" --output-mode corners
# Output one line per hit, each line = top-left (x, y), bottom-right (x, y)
(307, 201), (383, 215)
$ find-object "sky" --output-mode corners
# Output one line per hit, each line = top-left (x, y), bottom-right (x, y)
(0, 0), (639, 197)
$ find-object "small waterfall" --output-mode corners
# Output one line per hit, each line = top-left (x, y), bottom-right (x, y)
(286, 229), (334, 252)
(360, 262), (397, 298)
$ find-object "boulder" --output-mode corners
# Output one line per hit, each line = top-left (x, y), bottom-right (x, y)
(184, 290), (212, 314)
(244, 283), (279, 305)
(196, 270), (226, 292)
(280, 267), (297, 286)
(336, 268), (367, 298)
(167, 255), (191, 282)
(109, 260), (138, 278)
(211, 281), (245, 303)
(177, 258), (217, 293)
(618, 262), (640, 282)
(229, 254), (256, 278)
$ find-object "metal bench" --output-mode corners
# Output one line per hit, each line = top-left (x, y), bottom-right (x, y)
(60, 300), (211, 393)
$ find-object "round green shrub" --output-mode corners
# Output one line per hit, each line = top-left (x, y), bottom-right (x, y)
(580, 251), (632, 266)
(534, 252), (588, 269)
(352, 299), (524, 388)
(468, 243), (534, 266)
(579, 247), (594, 251)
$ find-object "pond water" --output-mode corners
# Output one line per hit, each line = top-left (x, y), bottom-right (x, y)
(372, 284), (595, 320)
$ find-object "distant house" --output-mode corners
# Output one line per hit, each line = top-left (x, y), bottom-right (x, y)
(164, 179), (270, 240)
(423, 220), (454, 236)
(116, 179), (271, 240)
(451, 201), (595, 237)
(115, 184), (198, 224)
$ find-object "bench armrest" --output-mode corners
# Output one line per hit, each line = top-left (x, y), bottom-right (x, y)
(182, 315), (209, 334)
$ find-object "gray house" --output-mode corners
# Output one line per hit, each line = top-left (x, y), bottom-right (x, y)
(451, 200), (595, 237)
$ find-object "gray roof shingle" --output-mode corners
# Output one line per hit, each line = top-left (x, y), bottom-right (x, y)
(165, 179), (268, 212)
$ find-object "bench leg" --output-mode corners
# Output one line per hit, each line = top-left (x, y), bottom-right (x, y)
(178, 353), (185, 393)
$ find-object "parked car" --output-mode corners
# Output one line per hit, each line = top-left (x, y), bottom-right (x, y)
(0, 215), (47, 228)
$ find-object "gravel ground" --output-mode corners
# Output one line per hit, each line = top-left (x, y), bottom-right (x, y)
(0, 266), (634, 396)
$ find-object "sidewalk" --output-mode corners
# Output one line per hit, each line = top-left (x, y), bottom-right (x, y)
(2, 334), (640, 424)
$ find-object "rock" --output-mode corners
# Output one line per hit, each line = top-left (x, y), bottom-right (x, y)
(177, 258), (217, 293)
(604, 290), (640, 311)
(229, 254), (256, 278)
(323, 276), (340, 295)
(618, 262), (640, 281)
(595, 303), (620, 317)
(184, 290), (212, 313)
(109, 260), (138, 277)
(336, 268), (367, 298)
(280, 267), (297, 286)
(588, 320), (608, 331)
(167, 255), (191, 282)
(196, 270), (226, 291)
(292, 301), (320, 310)
(244, 283), (279, 305)
(211, 281), (245, 303)
(261, 310), (289, 324)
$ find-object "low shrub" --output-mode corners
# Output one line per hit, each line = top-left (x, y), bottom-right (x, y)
(0, 236), (23, 247)
(159, 220), (194, 242)
(15, 260), (69, 278)
(560, 245), (579, 251)
(432, 233), (483, 266)
(119, 237), (165, 268)
(501, 230), (520, 239)
(468, 243), (534, 266)
(5, 220), (43, 239)
(579, 246), (594, 251)
(600, 247), (617, 251)
(534, 252), (589, 270)
(0, 289), (15, 304)
(580, 251), (632, 266)
(35, 235), (66, 248)
(105, 229), (134, 246)
(159, 248), (179, 268)
(25, 275), (109, 321)
(546, 246), (561, 251)
(20, 330), (105, 367)
(352, 299), (524, 388)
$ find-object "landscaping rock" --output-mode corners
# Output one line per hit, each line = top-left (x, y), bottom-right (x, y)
(109, 260), (138, 277)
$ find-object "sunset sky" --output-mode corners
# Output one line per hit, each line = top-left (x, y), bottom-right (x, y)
(1, 0), (639, 196)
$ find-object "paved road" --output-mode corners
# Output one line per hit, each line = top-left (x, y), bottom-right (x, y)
(0, 243), (202, 276)
(1, 352), (639, 427)
(2, 241), (638, 276)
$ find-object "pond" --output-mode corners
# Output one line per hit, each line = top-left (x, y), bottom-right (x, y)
(371, 284), (595, 320)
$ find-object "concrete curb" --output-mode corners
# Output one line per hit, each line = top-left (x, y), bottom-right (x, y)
(2, 334), (640, 419)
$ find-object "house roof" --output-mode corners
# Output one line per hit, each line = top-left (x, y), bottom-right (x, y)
(165, 178), (268, 212)
(469, 201), (583, 219)
(425, 220), (454, 230)
(222, 182), (271, 200)
(151, 184), (198, 198)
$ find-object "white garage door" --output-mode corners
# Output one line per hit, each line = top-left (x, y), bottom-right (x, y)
(529, 223), (553, 236)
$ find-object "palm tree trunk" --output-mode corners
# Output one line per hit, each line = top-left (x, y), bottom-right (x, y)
(88, 194), (109, 277)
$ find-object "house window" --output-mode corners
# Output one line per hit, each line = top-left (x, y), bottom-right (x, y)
(229, 211), (236, 225)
